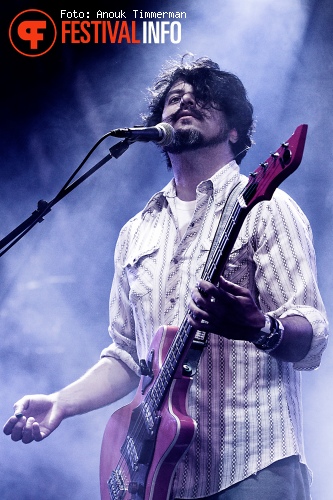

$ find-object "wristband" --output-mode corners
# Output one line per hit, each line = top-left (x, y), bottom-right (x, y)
(254, 314), (284, 352)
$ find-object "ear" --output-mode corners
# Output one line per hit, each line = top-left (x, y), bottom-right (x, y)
(229, 129), (238, 144)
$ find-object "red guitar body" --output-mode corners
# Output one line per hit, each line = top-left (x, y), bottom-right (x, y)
(100, 325), (197, 500)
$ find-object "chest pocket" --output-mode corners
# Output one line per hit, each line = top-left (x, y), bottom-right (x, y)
(124, 244), (160, 303)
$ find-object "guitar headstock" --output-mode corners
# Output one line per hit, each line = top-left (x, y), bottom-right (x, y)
(243, 124), (308, 209)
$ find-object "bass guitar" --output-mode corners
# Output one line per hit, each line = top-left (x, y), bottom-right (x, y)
(100, 124), (308, 500)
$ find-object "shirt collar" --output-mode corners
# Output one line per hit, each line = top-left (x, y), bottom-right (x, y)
(142, 160), (241, 216)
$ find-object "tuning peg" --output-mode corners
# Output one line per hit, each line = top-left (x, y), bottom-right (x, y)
(281, 143), (292, 164)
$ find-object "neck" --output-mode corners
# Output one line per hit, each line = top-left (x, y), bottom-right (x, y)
(169, 142), (235, 201)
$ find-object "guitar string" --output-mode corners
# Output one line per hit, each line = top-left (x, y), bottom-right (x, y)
(109, 154), (281, 492)
(138, 157), (276, 413)
(112, 162), (271, 484)
(108, 197), (249, 490)
(112, 196), (249, 483)
(109, 200), (247, 493)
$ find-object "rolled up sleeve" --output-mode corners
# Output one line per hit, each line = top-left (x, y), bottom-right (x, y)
(252, 190), (328, 370)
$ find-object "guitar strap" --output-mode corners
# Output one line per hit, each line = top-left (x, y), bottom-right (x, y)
(183, 178), (247, 376)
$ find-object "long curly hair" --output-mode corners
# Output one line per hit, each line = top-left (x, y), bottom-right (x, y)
(143, 55), (254, 164)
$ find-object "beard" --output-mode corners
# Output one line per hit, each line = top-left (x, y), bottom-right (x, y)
(163, 128), (204, 154)
(163, 125), (229, 155)
(163, 111), (228, 154)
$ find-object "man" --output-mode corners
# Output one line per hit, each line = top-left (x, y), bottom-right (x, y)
(3, 56), (328, 499)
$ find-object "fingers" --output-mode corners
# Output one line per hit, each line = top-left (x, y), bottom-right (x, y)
(3, 414), (24, 437)
(188, 283), (217, 331)
(21, 417), (35, 444)
(3, 396), (28, 435)
(188, 277), (248, 333)
(3, 415), (27, 442)
(218, 275), (246, 296)
(191, 280), (221, 312)
(23, 419), (45, 443)
(3, 415), (45, 443)
(194, 280), (216, 300)
(193, 277), (249, 308)
(187, 306), (211, 331)
(3, 396), (46, 443)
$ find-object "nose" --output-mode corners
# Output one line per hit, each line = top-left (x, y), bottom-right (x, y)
(180, 92), (196, 108)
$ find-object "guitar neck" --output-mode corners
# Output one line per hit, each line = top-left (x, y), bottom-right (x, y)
(145, 124), (308, 411)
(202, 196), (248, 285)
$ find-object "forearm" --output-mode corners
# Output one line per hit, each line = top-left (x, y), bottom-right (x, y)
(233, 310), (313, 362)
(55, 357), (139, 418)
(261, 314), (313, 362)
(238, 308), (313, 362)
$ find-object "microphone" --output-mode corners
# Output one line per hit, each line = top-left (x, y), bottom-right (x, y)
(109, 122), (174, 146)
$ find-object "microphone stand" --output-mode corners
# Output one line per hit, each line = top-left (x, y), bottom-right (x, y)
(0, 137), (133, 257)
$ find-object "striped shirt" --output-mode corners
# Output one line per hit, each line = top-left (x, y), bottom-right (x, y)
(101, 160), (328, 498)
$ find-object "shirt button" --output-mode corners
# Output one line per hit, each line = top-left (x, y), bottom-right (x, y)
(170, 298), (176, 303)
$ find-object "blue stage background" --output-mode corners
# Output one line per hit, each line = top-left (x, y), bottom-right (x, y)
(1, 1), (332, 498)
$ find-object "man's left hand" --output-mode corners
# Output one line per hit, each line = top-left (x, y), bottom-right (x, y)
(188, 276), (265, 342)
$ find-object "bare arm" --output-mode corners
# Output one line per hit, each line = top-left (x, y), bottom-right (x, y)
(3, 357), (139, 443)
(56, 357), (139, 417)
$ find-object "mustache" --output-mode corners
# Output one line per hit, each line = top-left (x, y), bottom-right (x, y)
(164, 108), (204, 123)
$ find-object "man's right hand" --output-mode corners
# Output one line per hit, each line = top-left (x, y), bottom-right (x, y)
(3, 394), (64, 444)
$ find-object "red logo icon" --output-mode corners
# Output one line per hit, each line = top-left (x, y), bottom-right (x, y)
(9, 9), (57, 57)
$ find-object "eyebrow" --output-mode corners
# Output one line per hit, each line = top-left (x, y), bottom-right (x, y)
(165, 88), (184, 99)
